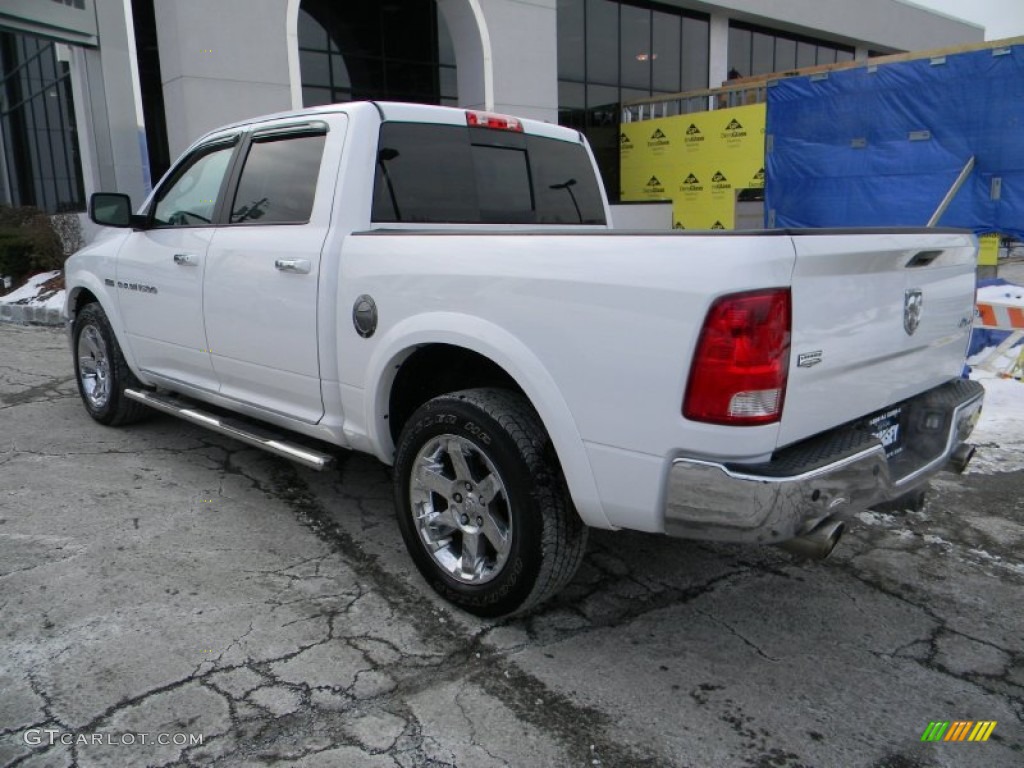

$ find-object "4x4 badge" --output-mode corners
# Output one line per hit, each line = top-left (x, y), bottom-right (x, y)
(904, 289), (923, 335)
(798, 351), (823, 368)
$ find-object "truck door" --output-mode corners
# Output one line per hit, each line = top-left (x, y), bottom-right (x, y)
(203, 117), (343, 424)
(117, 135), (239, 391)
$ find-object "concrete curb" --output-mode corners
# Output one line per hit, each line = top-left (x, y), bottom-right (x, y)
(0, 302), (64, 326)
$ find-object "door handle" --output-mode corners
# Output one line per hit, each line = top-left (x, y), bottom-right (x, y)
(173, 253), (199, 266)
(275, 258), (311, 274)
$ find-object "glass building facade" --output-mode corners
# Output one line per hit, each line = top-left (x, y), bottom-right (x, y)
(557, 0), (710, 201)
(727, 21), (855, 79)
(0, 0), (931, 219)
(0, 30), (85, 213)
(297, 0), (456, 108)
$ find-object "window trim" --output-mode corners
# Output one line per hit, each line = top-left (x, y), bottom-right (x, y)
(727, 18), (855, 78)
(146, 135), (241, 230)
(251, 120), (329, 142)
(296, 3), (455, 107)
(556, 1), (711, 203)
(371, 120), (607, 226)
(220, 127), (329, 228)
(471, 142), (537, 222)
(727, 19), (855, 53)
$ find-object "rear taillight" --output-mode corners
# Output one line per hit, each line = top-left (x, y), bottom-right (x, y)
(683, 288), (791, 426)
(465, 109), (524, 132)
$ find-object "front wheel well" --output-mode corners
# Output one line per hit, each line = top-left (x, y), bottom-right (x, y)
(387, 344), (526, 443)
(69, 287), (98, 319)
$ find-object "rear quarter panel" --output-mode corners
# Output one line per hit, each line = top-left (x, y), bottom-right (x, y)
(336, 231), (798, 463)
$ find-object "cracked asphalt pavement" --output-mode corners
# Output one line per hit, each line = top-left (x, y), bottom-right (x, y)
(1, 323), (1022, 767)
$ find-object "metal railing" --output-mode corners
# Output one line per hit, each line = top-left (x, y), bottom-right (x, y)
(622, 83), (769, 122)
(622, 36), (1024, 123)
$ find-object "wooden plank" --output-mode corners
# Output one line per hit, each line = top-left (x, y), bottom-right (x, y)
(624, 36), (1024, 111)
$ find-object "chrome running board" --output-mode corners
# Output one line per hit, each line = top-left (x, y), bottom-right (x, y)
(123, 389), (333, 471)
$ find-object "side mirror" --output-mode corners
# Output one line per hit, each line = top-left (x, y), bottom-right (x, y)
(90, 193), (136, 228)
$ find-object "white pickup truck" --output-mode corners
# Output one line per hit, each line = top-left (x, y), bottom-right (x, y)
(65, 101), (983, 616)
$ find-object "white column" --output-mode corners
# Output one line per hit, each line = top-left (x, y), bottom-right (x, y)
(155, 0), (293, 157)
(437, 0), (491, 112)
(67, 46), (100, 200)
(285, 0), (303, 110)
(72, 0), (149, 206)
(438, 0), (558, 123)
(708, 13), (730, 90)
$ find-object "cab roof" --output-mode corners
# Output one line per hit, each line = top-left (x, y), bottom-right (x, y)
(194, 101), (583, 149)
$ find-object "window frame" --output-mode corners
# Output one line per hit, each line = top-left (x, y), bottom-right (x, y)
(221, 121), (330, 228)
(555, 1), (711, 204)
(370, 120), (607, 226)
(726, 18), (854, 78)
(470, 141), (537, 224)
(146, 135), (241, 230)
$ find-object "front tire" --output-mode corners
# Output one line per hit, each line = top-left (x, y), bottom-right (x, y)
(72, 303), (150, 426)
(393, 388), (587, 617)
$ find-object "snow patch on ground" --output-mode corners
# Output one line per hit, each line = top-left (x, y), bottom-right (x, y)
(976, 283), (1024, 307)
(967, 547), (1024, 576)
(856, 511), (896, 527)
(1, 270), (62, 304)
(968, 268), (1023, 476)
(0, 271), (64, 325)
(967, 365), (1024, 474)
(855, 516), (1023, 574)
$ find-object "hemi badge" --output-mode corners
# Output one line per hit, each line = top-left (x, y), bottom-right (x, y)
(798, 351), (823, 368)
(104, 278), (115, 286)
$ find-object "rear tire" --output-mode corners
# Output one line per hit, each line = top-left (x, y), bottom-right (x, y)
(72, 302), (151, 426)
(393, 388), (587, 617)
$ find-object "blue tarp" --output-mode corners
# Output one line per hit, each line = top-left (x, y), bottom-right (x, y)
(766, 44), (1024, 237)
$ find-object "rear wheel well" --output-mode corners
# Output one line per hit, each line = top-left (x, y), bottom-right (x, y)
(388, 344), (525, 443)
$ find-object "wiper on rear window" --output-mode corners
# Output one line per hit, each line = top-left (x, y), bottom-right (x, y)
(549, 178), (582, 223)
(377, 148), (403, 222)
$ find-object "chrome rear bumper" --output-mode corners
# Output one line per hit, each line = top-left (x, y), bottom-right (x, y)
(664, 379), (984, 543)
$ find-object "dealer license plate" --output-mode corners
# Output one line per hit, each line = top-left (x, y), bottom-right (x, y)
(867, 406), (904, 459)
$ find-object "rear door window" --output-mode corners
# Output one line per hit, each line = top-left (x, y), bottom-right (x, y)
(372, 122), (606, 225)
(229, 132), (327, 224)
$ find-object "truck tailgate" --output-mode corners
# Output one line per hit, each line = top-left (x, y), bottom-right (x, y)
(779, 231), (977, 448)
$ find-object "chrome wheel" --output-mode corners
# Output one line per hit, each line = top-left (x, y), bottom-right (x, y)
(410, 434), (512, 585)
(395, 389), (589, 616)
(77, 324), (111, 409)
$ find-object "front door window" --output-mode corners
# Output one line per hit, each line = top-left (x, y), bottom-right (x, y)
(152, 145), (234, 227)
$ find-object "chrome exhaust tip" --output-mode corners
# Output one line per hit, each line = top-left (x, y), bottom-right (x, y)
(947, 443), (976, 475)
(777, 519), (845, 560)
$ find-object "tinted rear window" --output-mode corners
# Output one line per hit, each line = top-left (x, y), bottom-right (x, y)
(372, 122), (606, 225)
